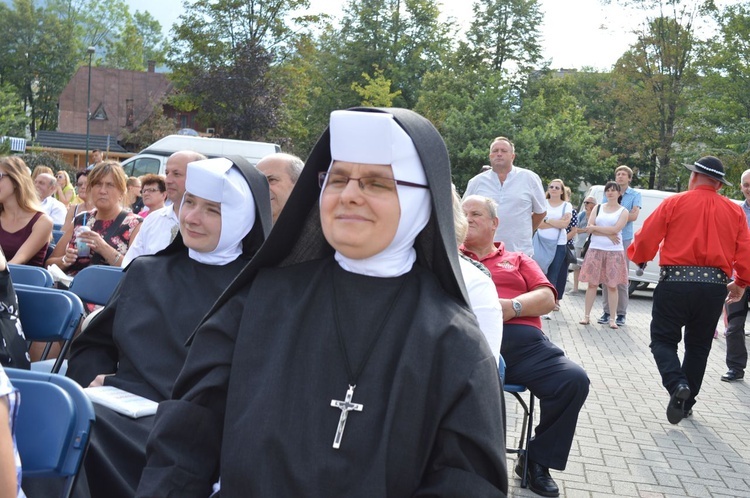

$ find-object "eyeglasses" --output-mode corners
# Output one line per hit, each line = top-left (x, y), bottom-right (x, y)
(318, 172), (427, 196)
(548, 185), (561, 190)
(141, 187), (161, 194)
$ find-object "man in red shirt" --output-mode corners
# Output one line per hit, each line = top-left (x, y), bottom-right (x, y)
(629, 156), (750, 425)
(461, 195), (589, 498)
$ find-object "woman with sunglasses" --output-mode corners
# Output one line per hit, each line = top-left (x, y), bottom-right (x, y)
(535, 179), (573, 313)
(0, 157), (53, 267)
(54, 170), (76, 207)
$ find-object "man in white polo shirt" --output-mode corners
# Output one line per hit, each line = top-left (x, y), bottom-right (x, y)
(463, 136), (546, 256)
(122, 150), (206, 266)
(34, 173), (67, 225)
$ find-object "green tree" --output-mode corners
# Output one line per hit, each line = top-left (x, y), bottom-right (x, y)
(0, 0), (79, 135)
(0, 83), (29, 138)
(325, 0), (452, 108)
(514, 77), (614, 188)
(102, 11), (166, 70)
(464, 0), (543, 75)
(688, 3), (750, 193)
(602, 0), (715, 189)
(351, 66), (402, 107)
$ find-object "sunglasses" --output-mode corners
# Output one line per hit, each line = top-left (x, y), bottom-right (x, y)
(584, 201), (595, 205)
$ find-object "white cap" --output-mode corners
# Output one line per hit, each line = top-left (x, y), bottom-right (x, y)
(183, 157), (255, 265)
(324, 110), (431, 277)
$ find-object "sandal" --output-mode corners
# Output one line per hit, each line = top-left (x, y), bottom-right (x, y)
(609, 319), (619, 329)
(579, 316), (590, 325)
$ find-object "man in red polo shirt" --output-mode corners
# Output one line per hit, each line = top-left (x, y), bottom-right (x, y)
(461, 194), (589, 498)
(629, 156), (750, 425)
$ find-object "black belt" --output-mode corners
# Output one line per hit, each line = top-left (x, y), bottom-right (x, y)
(659, 266), (728, 284)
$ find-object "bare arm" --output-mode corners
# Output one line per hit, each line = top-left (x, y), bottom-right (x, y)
(628, 205), (640, 222)
(586, 208), (629, 235)
(531, 211), (546, 232)
(499, 286), (556, 322)
(0, 396), (17, 498)
(539, 212), (572, 230)
(46, 225), (77, 270)
(8, 214), (53, 265)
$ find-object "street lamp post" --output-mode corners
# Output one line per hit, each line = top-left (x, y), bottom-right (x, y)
(84, 46), (95, 170)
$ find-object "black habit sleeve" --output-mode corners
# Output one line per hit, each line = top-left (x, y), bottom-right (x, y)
(66, 281), (122, 387)
(136, 286), (250, 498)
(416, 356), (508, 497)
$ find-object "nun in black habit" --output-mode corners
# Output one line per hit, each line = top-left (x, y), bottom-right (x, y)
(138, 108), (508, 497)
(61, 157), (272, 498)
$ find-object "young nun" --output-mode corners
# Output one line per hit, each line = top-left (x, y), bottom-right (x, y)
(62, 158), (272, 498)
(138, 108), (508, 497)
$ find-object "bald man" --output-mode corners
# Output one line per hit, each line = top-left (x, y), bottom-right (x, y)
(255, 153), (303, 223)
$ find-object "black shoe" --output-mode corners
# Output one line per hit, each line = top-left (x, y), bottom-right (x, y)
(721, 369), (744, 382)
(684, 408), (693, 418)
(666, 384), (690, 424)
(515, 458), (560, 497)
(615, 315), (626, 326)
(597, 313), (610, 324)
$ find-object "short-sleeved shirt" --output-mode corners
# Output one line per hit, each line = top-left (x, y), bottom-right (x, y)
(461, 242), (557, 330)
(0, 365), (25, 497)
(602, 186), (641, 241)
(464, 166), (546, 255)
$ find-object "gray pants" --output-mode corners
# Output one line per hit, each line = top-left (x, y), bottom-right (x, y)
(602, 239), (631, 316)
(725, 288), (749, 373)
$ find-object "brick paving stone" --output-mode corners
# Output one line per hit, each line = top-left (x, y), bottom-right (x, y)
(505, 279), (750, 497)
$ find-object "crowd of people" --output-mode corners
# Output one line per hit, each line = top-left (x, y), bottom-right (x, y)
(0, 107), (747, 498)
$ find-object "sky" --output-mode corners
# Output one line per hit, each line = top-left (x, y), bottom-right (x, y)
(122, 0), (671, 71)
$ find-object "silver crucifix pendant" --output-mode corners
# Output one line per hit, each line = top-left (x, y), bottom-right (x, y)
(330, 384), (364, 449)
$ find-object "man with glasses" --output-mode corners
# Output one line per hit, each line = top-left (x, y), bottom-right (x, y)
(122, 151), (206, 266)
(463, 136), (546, 256)
(598, 165), (642, 327)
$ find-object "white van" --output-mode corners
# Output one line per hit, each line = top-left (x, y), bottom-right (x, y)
(121, 135), (281, 178)
(579, 185), (676, 295)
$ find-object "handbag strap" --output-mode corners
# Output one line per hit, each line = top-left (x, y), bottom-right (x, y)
(90, 210), (128, 266)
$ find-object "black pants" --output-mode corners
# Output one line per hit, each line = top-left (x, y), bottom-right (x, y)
(502, 324), (589, 471)
(650, 280), (726, 410)
(724, 288), (749, 373)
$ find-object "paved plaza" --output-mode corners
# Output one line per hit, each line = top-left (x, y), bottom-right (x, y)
(506, 283), (750, 497)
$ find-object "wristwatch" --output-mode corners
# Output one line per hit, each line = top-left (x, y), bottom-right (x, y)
(511, 299), (522, 318)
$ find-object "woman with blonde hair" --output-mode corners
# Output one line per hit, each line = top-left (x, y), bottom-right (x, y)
(0, 156), (53, 267)
(54, 170), (76, 207)
(535, 178), (573, 311)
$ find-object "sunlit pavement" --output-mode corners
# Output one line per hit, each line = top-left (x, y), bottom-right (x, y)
(506, 282), (750, 497)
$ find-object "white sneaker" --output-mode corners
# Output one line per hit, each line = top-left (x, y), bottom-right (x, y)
(541, 314), (552, 320)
